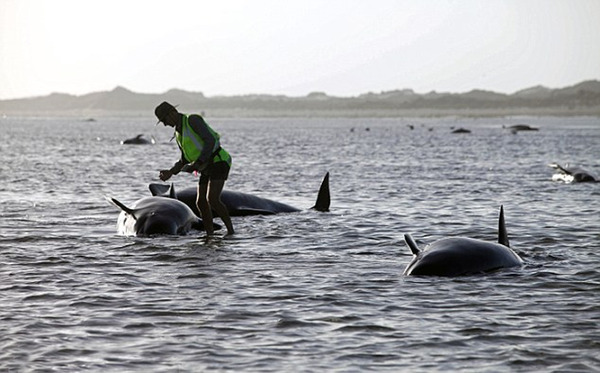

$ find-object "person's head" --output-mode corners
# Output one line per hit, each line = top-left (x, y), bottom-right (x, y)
(155, 101), (179, 127)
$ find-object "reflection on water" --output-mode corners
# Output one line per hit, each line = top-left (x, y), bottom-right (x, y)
(1, 116), (599, 371)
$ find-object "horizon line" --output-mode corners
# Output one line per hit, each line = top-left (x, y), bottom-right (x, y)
(2, 78), (599, 101)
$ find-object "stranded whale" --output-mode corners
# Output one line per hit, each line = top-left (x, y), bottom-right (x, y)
(107, 196), (219, 236)
(548, 163), (598, 183)
(504, 124), (539, 134)
(403, 206), (523, 276)
(121, 134), (156, 145)
(149, 172), (330, 217)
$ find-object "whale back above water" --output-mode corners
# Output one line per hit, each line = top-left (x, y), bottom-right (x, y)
(121, 134), (156, 145)
(108, 196), (215, 236)
(149, 172), (330, 217)
(505, 124), (539, 134)
(548, 163), (598, 183)
(403, 206), (523, 276)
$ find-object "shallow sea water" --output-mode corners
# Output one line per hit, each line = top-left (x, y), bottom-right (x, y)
(1, 115), (599, 372)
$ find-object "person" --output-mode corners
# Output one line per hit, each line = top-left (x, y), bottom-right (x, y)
(155, 101), (234, 236)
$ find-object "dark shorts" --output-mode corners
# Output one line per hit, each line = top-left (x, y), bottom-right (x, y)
(199, 161), (230, 184)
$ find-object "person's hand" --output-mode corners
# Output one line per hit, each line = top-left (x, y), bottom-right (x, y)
(159, 169), (173, 181)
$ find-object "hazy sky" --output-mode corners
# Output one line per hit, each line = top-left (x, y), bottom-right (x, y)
(1, 0), (599, 99)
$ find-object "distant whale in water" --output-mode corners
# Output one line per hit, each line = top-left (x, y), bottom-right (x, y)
(121, 134), (156, 145)
(107, 196), (219, 236)
(403, 206), (523, 276)
(504, 124), (539, 134)
(548, 163), (598, 183)
(149, 172), (330, 217)
(451, 128), (471, 134)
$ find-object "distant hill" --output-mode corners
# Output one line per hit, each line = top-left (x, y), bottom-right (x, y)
(1, 80), (599, 117)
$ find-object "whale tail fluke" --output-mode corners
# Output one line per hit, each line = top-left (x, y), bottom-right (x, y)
(404, 234), (420, 256)
(149, 183), (177, 199)
(548, 162), (570, 174)
(106, 196), (137, 220)
(498, 205), (509, 247)
(312, 172), (330, 212)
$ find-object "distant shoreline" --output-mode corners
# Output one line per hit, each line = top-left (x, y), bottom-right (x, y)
(2, 107), (599, 119)
(2, 80), (599, 118)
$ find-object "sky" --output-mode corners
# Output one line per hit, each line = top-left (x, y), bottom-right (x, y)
(1, 0), (599, 100)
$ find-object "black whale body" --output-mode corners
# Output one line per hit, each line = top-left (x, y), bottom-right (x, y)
(107, 196), (219, 236)
(121, 134), (155, 145)
(149, 172), (330, 217)
(403, 206), (523, 276)
(548, 163), (598, 183)
(505, 124), (539, 134)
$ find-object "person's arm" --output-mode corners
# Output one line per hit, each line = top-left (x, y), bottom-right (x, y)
(170, 148), (186, 174)
(159, 149), (186, 181)
(188, 114), (217, 165)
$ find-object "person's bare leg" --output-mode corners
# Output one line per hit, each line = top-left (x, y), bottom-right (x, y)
(207, 179), (235, 235)
(196, 181), (214, 235)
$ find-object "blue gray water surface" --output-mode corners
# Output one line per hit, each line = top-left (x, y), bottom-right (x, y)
(1, 116), (599, 372)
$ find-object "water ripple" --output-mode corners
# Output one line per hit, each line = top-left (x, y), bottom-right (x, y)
(1, 116), (599, 372)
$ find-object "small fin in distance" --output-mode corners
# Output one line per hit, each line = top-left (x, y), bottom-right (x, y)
(498, 205), (510, 247)
(312, 172), (330, 212)
(404, 234), (420, 256)
(106, 196), (137, 220)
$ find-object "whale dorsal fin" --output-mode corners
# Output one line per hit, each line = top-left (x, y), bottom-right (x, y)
(498, 205), (510, 247)
(167, 183), (176, 199)
(404, 234), (420, 256)
(149, 183), (177, 199)
(106, 197), (137, 220)
(149, 183), (169, 196)
(312, 172), (330, 212)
